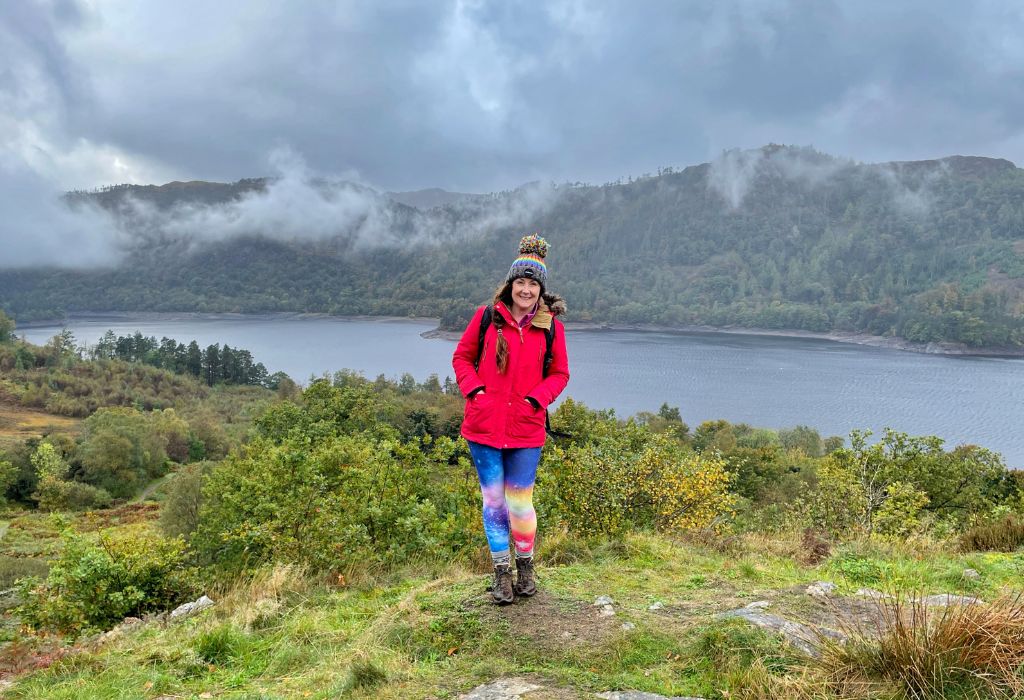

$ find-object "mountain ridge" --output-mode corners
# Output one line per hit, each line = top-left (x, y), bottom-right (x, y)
(5, 145), (1024, 349)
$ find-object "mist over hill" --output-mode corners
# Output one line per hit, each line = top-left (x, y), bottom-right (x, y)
(2, 145), (1023, 348)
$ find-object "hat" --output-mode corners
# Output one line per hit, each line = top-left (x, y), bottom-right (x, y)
(505, 234), (549, 287)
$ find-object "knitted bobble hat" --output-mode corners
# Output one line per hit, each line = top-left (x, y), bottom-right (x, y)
(505, 234), (549, 288)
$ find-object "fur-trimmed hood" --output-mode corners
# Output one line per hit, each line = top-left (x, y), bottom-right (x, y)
(532, 292), (566, 331)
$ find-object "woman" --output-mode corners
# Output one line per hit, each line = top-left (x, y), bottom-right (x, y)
(452, 234), (570, 604)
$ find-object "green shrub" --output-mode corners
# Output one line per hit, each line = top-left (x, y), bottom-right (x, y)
(33, 477), (112, 512)
(76, 407), (171, 498)
(539, 431), (735, 538)
(874, 481), (930, 539)
(159, 462), (214, 538)
(960, 515), (1024, 552)
(193, 384), (480, 575)
(829, 552), (888, 586)
(16, 529), (199, 636)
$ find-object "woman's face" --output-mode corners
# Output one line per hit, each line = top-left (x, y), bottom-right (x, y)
(510, 277), (541, 315)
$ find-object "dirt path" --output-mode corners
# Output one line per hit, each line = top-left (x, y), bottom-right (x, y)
(133, 473), (174, 503)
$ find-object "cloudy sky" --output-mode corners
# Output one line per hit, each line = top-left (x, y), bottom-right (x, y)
(4, 0), (1024, 196)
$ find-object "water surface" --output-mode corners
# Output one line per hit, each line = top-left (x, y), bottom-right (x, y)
(21, 314), (1024, 468)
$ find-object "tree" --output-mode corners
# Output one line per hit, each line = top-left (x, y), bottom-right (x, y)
(0, 460), (18, 505)
(185, 341), (202, 377)
(657, 403), (682, 422)
(0, 310), (14, 343)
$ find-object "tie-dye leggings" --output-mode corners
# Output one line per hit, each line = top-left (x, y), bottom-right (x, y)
(467, 441), (541, 565)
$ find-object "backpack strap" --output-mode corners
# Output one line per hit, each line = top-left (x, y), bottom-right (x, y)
(542, 322), (555, 377)
(474, 305), (493, 370)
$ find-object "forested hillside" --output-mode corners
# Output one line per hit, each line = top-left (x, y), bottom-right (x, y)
(3, 146), (1024, 347)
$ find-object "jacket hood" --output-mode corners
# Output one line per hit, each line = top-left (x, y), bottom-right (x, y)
(542, 292), (566, 317)
(531, 293), (566, 331)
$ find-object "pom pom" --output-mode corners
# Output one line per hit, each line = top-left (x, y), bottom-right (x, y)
(518, 233), (549, 258)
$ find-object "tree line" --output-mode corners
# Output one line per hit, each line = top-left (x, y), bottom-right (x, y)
(89, 330), (270, 387)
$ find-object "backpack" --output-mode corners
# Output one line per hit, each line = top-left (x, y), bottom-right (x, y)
(474, 305), (555, 376)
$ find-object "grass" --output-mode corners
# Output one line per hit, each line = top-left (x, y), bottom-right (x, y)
(0, 402), (81, 449)
(1, 531), (1021, 699)
(818, 593), (1024, 699)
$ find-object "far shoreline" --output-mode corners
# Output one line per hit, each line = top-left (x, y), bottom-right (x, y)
(16, 310), (1024, 359)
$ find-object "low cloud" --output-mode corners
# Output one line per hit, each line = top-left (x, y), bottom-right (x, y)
(123, 148), (561, 253)
(0, 148), (565, 269)
(706, 145), (944, 215)
(707, 146), (851, 209)
(0, 163), (125, 269)
(873, 161), (948, 216)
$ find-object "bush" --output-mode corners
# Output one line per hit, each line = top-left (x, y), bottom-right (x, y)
(960, 515), (1024, 552)
(33, 478), (112, 512)
(16, 530), (199, 636)
(540, 431), (735, 538)
(193, 385), (480, 575)
(160, 462), (213, 538)
(76, 407), (171, 498)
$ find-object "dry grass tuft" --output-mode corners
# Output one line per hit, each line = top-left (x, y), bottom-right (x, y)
(960, 515), (1024, 553)
(800, 528), (832, 565)
(217, 563), (311, 629)
(817, 592), (1024, 699)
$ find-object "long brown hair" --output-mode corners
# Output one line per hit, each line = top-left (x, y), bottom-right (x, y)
(490, 280), (514, 373)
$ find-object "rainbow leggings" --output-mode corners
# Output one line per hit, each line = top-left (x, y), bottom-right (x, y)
(467, 441), (540, 565)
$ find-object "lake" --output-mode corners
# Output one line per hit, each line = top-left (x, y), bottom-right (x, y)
(19, 314), (1024, 468)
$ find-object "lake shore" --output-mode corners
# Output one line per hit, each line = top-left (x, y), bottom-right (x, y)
(17, 310), (1024, 358)
(423, 321), (1024, 358)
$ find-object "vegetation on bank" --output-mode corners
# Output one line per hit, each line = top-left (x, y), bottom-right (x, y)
(2, 146), (1024, 348)
(0, 325), (1022, 697)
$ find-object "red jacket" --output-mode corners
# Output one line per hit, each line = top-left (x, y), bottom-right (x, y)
(452, 300), (570, 448)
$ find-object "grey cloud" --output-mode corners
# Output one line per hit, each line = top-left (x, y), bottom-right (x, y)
(707, 146), (851, 208)
(0, 164), (123, 268)
(706, 145), (948, 215)
(4, 1), (1024, 199)
(107, 148), (562, 257)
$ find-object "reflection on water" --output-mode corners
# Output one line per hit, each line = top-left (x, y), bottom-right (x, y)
(21, 315), (1024, 468)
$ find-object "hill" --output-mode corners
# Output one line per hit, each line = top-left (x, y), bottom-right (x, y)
(3, 145), (1023, 348)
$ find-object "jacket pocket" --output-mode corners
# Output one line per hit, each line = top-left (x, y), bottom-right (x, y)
(507, 397), (545, 441)
(462, 391), (493, 436)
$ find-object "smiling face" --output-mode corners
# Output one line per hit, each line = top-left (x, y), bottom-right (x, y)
(510, 277), (541, 317)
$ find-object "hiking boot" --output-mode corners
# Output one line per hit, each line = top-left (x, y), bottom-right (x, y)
(514, 556), (537, 597)
(491, 564), (514, 604)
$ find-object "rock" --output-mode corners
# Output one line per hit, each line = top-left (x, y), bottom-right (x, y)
(744, 600), (771, 610)
(718, 607), (845, 658)
(922, 594), (984, 607)
(962, 568), (981, 580)
(170, 594), (215, 620)
(621, 621), (636, 631)
(805, 581), (837, 598)
(561, 631), (574, 639)
(594, 595), (615, 606)
(855, 588), (894, 600)
(648, 601), (665, 611)
(600, 604), (616, 617)
(597, 691), (706, 700)
(460, 678), (542, 699)
(97, 616), (146, 644)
